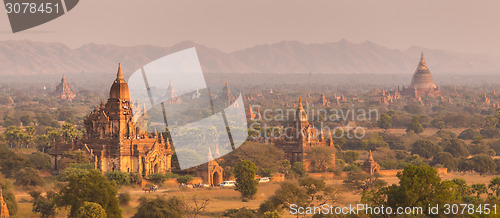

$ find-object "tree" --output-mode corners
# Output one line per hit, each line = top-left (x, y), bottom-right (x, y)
(470, 155), (496, 175)
(14, 167), (44, 187)
(0, 180), (17, 216)
(56, 169), (122, 218)
(132, 196), (185, 218)
(177, 175), (193, 184)
(458, 128), (482, 140)
(118, 192), (131, 206)
(291, 162), (306, 177)
(30, 191), (57, 218)
(105, 171), (130, 186)
(188, 195), (210, 218)
(377, 113), (392, 129)
(28, 152), (52, 170)
(431, 152), (458, 171)
(299, 177), (326, 202)
(277, 160), (291, 176)
(58, 151), (91, 170)
(129, 172), (143, 186)
(489, 177), (500, 197)
(305, 146), (335, 172)
(441, 138), (469, 158)
(233, 160), (259, 200)
(61, 123), (82, 143)
(411, 140), (440, 159)
(406, 116), (424, 134)
(471, 183), (488, 198)
(364, 165), (460, 213)
(76, 202), (107, 218)
(146, 173), (171, 185)
(259, 182), (308, 214)
(339, 151), (359, 164)
(343, 169), (386, 192)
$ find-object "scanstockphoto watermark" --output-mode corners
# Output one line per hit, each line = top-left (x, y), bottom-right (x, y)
(248, 104), (379, 140)
(290, 204), (498, 216)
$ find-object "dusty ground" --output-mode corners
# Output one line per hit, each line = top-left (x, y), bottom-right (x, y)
(10, 171), (498, 218)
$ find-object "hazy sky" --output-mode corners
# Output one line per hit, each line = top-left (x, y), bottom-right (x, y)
(1, 0), (499, 56)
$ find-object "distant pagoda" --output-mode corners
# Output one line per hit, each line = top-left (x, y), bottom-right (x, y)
(50, 74), (76, 101)
(0, 189), (8, 218)
(401, 52), (441, 98)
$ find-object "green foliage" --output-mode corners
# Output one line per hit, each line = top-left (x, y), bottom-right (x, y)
(306, 146), (335, 172)
(27, 152), (52, 170)
(221, 141), (285, 173)
(458, 128), (482, 140)
(57, 163), (94, 181)
(337, 151), (359, 164)
(441, 138), (469, 158)
(411, 140), (440, 159)
(118, 192), (131, 206)
(291, 162), (306, 177)
(406, 116), (424, 134)
(76, 201), (107, 218)
(259, 182), (308, 214)
(343, 169), (386, 192)
(431, 152), (458, 171)
(132, 196), (185, 218)
(377, 113), (392, 129)
(480, 128), (499, 139)
(0, 180), (17, 216)
(128, 172), (143, 186)
(14, 167), (44, 187)
(299, 177), (326, 202)
(56, 169), (122, 218)
(471, 183), (488, 198)
(224, 207), (258, 218)
(259, 168), (273, 178)
(146, 173), (177, 185)
(105, 171), (130, 186)
(58, 150), (91, 170)
(277, 160), (291, 176)
(488, 177), (500, 197)
(363, 165), (460, 213)
(176, 175), (193, 184)
(233, 160), (259, 199)
(30, 191), (57, 218)
(470, 155), (496, 175)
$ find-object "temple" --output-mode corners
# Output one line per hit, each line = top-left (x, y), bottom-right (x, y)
(274, 97), (335, 171)
(362, 150), (380, 175)
(0, 189), (8, 218)
(50, 74), (76, 101)
(401, 52), (441, 98)
(51, 64), (173, 176)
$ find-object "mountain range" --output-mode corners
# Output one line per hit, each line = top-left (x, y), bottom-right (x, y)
(0, 39), (498, 76)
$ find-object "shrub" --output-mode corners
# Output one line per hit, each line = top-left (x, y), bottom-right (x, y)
(176, 175), (193, 184)
(105, 171), (130, 186)
(118, 192), (131, 206)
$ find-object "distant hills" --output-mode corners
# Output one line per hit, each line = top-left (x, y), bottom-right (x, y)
(0, 39), (498, 76)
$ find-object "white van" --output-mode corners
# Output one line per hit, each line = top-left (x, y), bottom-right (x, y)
(257, 177), (270, 183)
(220, 181), (236, 187)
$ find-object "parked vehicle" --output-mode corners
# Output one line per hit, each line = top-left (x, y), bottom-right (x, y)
(220, 181), (236, 187)
(257, 177), (270, 183)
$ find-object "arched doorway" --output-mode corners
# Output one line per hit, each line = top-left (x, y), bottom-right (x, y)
(212, 171), (220, 186)
(153, 163), (159, 174)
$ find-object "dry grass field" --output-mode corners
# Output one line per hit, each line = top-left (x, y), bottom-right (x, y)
(9, 170), (498, 218)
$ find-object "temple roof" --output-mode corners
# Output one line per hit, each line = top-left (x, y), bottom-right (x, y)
(410, 52), (437, 90)
(109, 63), (130, 100)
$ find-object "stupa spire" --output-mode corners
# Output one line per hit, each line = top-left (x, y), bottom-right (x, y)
(116, 63), (124, 81)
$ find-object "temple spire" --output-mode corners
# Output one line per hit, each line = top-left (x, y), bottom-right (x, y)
(368, 150), (374, 162)
(116, 63), (124, 81)
(298, 96), (303, 108)
(418, 51), (428, 70)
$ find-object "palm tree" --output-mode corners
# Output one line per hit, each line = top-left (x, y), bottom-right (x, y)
(488, 177), (500, 197)
(471, 183), (488, 198)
